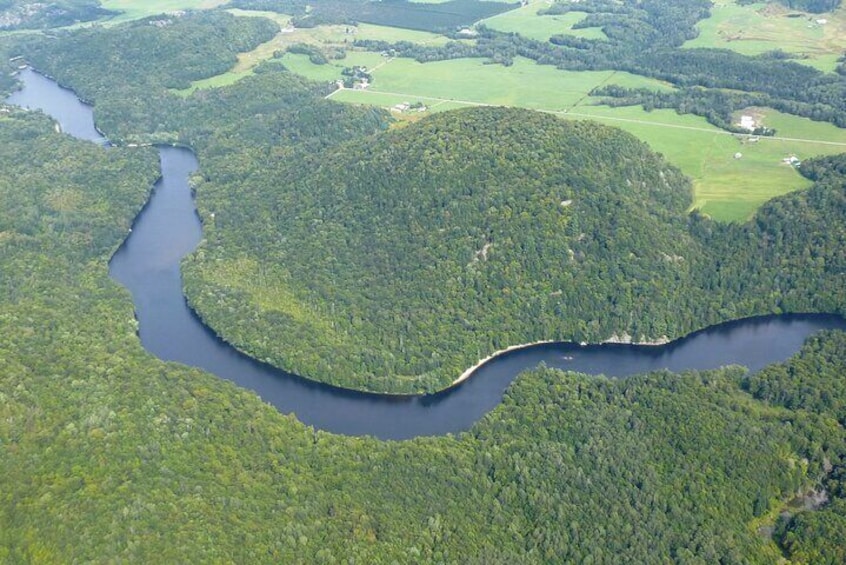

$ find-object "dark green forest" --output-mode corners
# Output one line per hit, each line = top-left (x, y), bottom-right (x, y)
(2, 6), (846, 562)
(0, 0), (114, 30)
(226, 0), (517, 32)
(1, 113), (846, 561)
(0, 114), (844, 558)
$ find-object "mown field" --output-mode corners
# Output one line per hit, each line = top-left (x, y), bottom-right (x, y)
(684, 0), (846, 73)
(181, 11), (452, 93)
(480, 1), (607, 41)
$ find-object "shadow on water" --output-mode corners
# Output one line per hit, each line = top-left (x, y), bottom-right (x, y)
(9, 67), (846, 439)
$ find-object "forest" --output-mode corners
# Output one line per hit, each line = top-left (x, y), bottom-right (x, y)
(227, 0), (518, 32)
(1, 111), (846, 561)
(0, 0), (114, 30)
(1, 5), (846, 562)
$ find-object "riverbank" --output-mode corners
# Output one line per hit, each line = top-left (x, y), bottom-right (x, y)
(452, 340), (557, 386)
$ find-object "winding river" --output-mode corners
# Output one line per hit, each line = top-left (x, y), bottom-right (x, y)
(9, 67), (846, 439)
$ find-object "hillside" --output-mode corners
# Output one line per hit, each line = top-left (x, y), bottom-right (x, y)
(183, 104), (845, 394)
(183, 107), (708, 392)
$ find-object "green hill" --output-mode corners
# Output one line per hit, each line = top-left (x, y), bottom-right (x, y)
(183, 107), (709, 392)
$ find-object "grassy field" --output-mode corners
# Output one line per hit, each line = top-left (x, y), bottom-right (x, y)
(684, 0), (846, 73)
(296, 55), (672, 109)
(566, 105), (846, 221)
(86, 3), (846, 221)
(480, 1), (607, 41)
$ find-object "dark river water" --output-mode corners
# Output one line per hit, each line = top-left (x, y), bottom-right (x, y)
(9, 67), (846, 439)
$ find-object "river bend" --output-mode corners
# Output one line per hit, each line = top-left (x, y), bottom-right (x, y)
(8, 67), (846, 439)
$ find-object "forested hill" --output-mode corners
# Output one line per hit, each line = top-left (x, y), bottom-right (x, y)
(8, 8), (845, 396)
(183, 108), (707, 392)
(182, 103), (845, 393)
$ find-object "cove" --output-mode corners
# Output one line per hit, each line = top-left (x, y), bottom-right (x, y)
(8, 67), (846, 440)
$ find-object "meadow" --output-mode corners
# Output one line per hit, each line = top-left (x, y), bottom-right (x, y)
(181, 12), (451, 93)
(567, 105), (846, 221)
(684, 0), (846, 73)
(479, 1), (607, 41)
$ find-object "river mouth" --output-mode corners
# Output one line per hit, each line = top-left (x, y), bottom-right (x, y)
(8, 66), (846, 440)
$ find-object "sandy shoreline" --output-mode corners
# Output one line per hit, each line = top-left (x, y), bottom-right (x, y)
(451, 334), (673, 387)
(452, 340), (557, 386)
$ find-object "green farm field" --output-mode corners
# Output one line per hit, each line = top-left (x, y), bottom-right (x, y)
(23, 2), (843, 222)
(315, 56), (672, 110)
(480, 1), (607, 41)
(568, 105), (846, 221)
(684, 0), (846, 72)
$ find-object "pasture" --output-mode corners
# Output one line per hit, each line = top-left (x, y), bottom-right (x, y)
(684, 0), (846, 73)
(480, 2), (607, 41)
(181, 14), (449, 93)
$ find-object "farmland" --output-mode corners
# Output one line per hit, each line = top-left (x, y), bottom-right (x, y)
(684, 0), (846, 72)
(480, 2), (607, 41)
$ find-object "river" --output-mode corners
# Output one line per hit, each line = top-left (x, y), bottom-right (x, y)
(8, 67), (846, 439)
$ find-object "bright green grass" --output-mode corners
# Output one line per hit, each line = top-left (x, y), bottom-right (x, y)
(324, 63), (846, 222)
(279, 51), (387, 83)
(480, 1), (607, 41)
(685, 0), (846, 73)
(568, 104), (846, 221)
(329, 88), (477, 113)
(345, 56), (671, 110)
(0, 0), (226, 33)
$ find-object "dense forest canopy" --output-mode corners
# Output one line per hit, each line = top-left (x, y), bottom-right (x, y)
(2, 6), (846, 561)
(0, 0), (114, 30)
(226, 0), (519, 32)
(1, 113), (845, 562)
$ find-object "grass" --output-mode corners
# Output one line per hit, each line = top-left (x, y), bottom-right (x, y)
(324, 56), (672, 110)
(567, 104), (846, 221)
(684, 0), (846, 73)
(480, 1), (607, 41)
(87, 3), (846, 222)
(333, 71), (846, 222)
